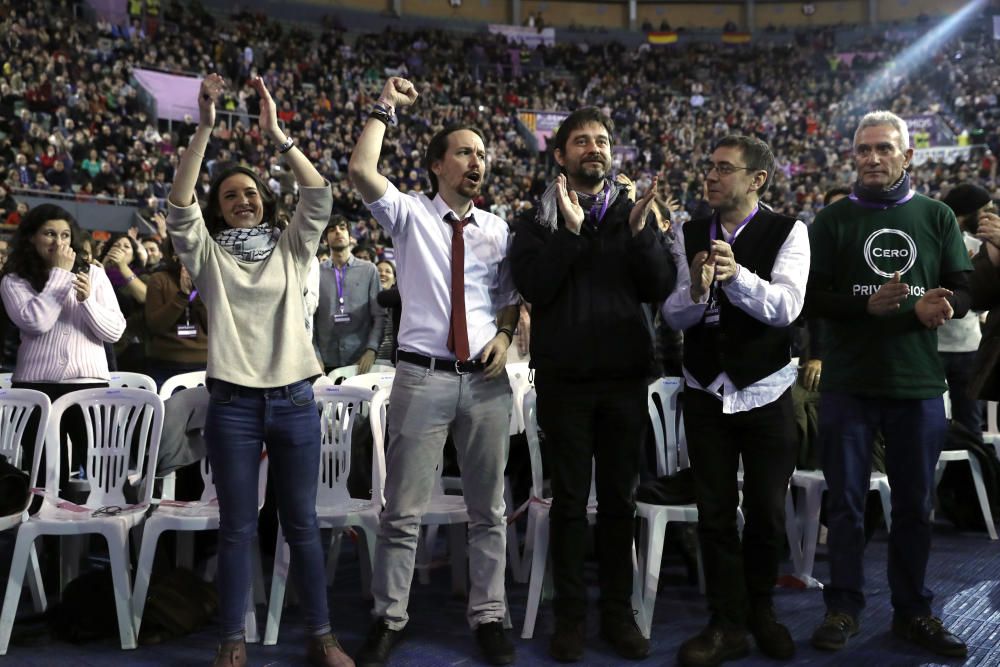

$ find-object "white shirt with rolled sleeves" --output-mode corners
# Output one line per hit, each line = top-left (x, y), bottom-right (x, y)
(1, 264), (126, 382)
(662, 217), (810, 414)
(364, 181), (519, 359)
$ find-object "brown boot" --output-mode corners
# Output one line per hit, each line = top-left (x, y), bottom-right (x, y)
(308, 633), (356, 667)
(212, 638), (247, 667)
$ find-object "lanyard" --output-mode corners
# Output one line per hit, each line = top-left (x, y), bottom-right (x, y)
(710, 205), (758, 243)
(184, 289), (198, 326)
(334, 265), (346, 312)
(588, 181), (612, 226)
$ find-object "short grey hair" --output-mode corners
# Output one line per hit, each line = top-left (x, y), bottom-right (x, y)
(854, 111), (910, 151)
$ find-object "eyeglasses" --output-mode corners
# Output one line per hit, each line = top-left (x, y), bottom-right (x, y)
(91, 505), (123, 517)
(701, 162), (750, 177)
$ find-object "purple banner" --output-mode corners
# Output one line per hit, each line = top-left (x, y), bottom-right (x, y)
(133, 69), (202, 122)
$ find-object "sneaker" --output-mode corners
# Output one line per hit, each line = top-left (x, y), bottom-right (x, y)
(549, 618), (585, 663)
(474, 621), (515, 665)
(212, 638), (247, 667)
(892, 615), (967, 658)
(748, 606), (795, 659)
(677, 625), (750, 667)
(307, 633), (355, 667)
(355, 619), (403, 667)
(810, 611), (859, 651)
(599, 609), (651, 660)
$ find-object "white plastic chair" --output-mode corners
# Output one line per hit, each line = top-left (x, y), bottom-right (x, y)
(131, 387), (269, 643)
(982, 401), (1000, 460)
(328, 364), (395, 385)
(784, 469), (891, 586)
(505, 362), (532, 436)
(634, 377), (702, 638)
(934, 451), (998, 540)
(109, 372), (158, 392)
(157, 370), (207, 399)
(0, 373), (12, 390)
(0, 389), (51, 620)
(341, 371), (396, 395)
(0, 387), (163, 654)
(263, 384), (388, 645)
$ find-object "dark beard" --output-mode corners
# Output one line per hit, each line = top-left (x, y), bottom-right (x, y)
(571, 164), (607, 189)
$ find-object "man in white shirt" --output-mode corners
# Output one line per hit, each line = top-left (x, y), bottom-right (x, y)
(347, 76), (519, 667)
(663, 135), (809, 667)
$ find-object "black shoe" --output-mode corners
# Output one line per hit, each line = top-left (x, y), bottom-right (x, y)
(549, 619), (585, 663)
(599, 610), (650, 660)
(810, 611), (859, 651)
(474, 621), (515, 666)
(892, 614), (967, 658)
(355, 619), (403, 667)
(748, 606), (795, 660)
(677, 625), (749, 667)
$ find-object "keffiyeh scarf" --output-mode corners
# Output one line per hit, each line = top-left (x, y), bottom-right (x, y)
(213, 224), (281, 262)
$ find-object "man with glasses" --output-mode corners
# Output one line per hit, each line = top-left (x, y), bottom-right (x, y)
(807, 111), (970, 658)
(663, 135), (808, 666)
(510, 107), (674, 662)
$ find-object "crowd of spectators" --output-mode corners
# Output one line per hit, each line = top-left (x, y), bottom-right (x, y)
(0, 0), (998, 256)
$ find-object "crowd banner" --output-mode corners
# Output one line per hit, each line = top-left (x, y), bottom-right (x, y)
(488, 24), (556, 48)
(911, 145), (978, 166)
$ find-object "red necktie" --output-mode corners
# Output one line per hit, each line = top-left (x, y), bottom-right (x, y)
(446, 214), (471, 361)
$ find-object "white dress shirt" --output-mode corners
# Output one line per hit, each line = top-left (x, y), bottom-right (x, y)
(365, 181), (518, 360)
(662, 215), (810, 414)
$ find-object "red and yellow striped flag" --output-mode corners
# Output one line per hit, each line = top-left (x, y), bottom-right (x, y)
(647, 31), (678, 45)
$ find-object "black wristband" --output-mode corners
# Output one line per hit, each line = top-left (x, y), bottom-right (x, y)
(498, 327), (514, 342)
(277, 136), (295, 154)
(369, 110), (390, 127)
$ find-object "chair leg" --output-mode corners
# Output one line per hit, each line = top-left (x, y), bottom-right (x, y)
(131, 521), (165, 640)
(417, 525), (439, 585)
(521, 511), (549, 639)
(326, 530), (343, 585)
(0, 530), (37, 655)
(784, 486), (803, 574)
(244, 588), (259, 644)
(637, 512), (668, 639)
(26, 543), (47, 614)
(967, 456), (999, 540)
(358, 527), (376, 600)
(263, 525), (289, 646)
(104, 527), (138, 650)
(799, 484), (824, 578)
(878, 478), (892, 533)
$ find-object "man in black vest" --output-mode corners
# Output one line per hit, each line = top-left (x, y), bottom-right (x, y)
(510, 107), (675, 662)
(663, 135), (809, 667)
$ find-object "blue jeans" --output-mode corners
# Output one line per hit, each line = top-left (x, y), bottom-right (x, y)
(819, 392), (946, 620)
(205, 378), (331, 640)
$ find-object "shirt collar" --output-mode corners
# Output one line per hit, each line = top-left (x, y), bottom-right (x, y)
(432, 193), (480, 226)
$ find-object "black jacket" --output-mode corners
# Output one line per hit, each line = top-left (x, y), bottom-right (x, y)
(510, 194), (676, 381)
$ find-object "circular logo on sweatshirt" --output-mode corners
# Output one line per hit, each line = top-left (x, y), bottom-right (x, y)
(863, 229), (917, 278)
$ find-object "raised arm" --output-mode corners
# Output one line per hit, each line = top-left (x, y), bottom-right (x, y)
(348, 77), (418, 204)
(169, 74), (222, 209)
(251, 76), (324, 188)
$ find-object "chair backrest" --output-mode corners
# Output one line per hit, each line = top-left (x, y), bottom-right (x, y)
(506, 362), (533, 435)
(158, 370), (207, 399)
(0, 373), (12, 390)
(647, 376), (686, 477)
(197, 451), (269, 509)
(44, 388), (164, 509)
(341, 370), (396, 397)
(523, 388), (544, 500)
(313, 384), (388, 509)
(988, 401), (999, 436)
(0, 388), (50, 508)
(328, 364), (395, 385)
(109, 372), (158, 392)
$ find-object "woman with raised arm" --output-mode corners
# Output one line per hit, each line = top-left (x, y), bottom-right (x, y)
(166, 74), (352, 667)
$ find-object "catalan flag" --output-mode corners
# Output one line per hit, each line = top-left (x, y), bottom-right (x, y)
(647, 31), (678, 45)
(721, 32), (752, 44)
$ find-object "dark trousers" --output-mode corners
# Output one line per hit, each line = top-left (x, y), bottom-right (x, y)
(940, 351), (984, 440)
(684, 387), (798, 628)
(535, 375), (647, 622)
(12, 381), (109, 493)
(820, 392), (946, 619)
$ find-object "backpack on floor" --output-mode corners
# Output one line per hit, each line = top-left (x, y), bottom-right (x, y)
(138, 567), (218, 645)
(47, 569), (118, 643)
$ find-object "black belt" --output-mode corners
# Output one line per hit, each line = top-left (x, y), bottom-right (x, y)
(396, 350), (484, 375)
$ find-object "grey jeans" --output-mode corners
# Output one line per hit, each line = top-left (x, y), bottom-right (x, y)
(371, 361), (512, 629)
